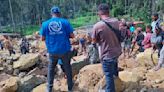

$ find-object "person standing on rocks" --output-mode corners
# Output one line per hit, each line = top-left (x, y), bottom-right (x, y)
(119, 22), (132, 58)
(151, 13), (163, 33)
(40, 6), (74, 92)
(20, 37), (30, 54)
(86, 39), (99, 64)
(92, 4), (122, 92)
(132, 27), (145, 52)
(153, 23), (164, 71)
(142, 25), (152, 49)
(3, 35), (15, 56)
(79, 35), (87, 55)
(0, 39), (4, 50)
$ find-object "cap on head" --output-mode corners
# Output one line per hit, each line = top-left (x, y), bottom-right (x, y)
(51, 6), (60, 14)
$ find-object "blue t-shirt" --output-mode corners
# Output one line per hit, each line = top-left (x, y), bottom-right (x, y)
(40, 17), (74, 54)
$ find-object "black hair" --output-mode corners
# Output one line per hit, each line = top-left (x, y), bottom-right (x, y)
(146, 25), (152, 30)
(98, 3), (109, 14)
(152, 13), (159, 17)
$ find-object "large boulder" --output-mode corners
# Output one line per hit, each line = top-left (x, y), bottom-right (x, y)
(94, 76), (124, 92)
(32, 78), (70, 92)
(146, 68), (164, 84)
(27, 67), (47, 76)
(13, 53), (40, 70)
(71, 55), (89, 77)
(17, 75), (46, 92)
(119, 57), (139, 68)
(76, 64), (103, 91)
(136, 48), (158, 66)
(32, 83), (46, 92)
(131, 67), (148, 78)
(12, 54), (21, 61)
(0, 77), (18, 92)
(119, 70), (143, 92)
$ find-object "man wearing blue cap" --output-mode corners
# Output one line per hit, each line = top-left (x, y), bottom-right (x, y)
(40, 6), (74, 92)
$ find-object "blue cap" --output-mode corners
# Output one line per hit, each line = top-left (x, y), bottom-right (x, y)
(51, 6), (60, 14)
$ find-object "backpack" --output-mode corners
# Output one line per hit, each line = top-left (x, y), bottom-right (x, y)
(102, 20), (125, 42)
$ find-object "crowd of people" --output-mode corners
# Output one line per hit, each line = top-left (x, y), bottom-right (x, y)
(0, 3), (164, 92)
(77, 4), (164, 92)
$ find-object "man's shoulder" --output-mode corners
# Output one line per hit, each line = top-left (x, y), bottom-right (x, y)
(93, 18), (119, 29)
(56, 18), (69, 24)
(94, 21), (103, 26)
(108, 18), (119, 22)
(93, 21), (105, 30)
(43, 18), (68, 23)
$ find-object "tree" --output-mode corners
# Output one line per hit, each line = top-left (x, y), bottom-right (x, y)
(9, 0), (15, 32)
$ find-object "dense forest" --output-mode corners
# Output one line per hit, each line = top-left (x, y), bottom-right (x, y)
(0, 0), (164, 35)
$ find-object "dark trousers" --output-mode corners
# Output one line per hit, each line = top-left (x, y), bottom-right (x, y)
(102, 58), (118, 92)
(20, 47), (29, 54)
(47, 52), (73, 92)
(9, 50), (15, 56)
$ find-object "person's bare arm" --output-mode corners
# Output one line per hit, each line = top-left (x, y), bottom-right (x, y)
(133, 21), (144, 25)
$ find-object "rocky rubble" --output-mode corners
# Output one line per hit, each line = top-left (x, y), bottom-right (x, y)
(17, 75), (46, 92)
(136, 48), (158, 66)
(0, 77), (18, 92)
(0, 33), (164, 92)
(13, 53), (40, 70)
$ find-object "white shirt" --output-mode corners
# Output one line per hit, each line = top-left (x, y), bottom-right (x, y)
(151, 18), (162, 33)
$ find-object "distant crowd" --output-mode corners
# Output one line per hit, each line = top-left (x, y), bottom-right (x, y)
(77, 13), (164, 70)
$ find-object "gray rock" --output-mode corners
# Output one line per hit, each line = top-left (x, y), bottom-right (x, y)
(6, 59), (13, 65)
(17, 75), (46, 92)
(155, 79), (163, 84)
(140, 87), (147, 92)
(18, 72), (26, 78)
(27, 67), (47, 76)
(13, 69), (20, 76)
(5, 65), (13, 74)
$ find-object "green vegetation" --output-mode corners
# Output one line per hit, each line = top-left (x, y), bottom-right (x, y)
(70, 15), (98, 28)
(0, 0), (163, 35)
(1, 15), (98, 35)
(24, 16), (98, 35)
(23, 25), (40, 35)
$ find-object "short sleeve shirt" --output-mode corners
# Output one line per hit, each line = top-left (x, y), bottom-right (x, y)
(40, 17), (74, 54)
